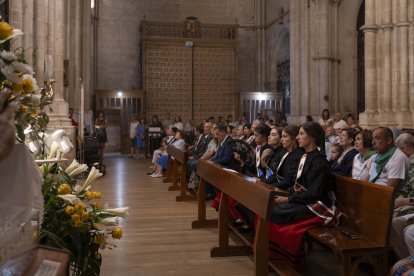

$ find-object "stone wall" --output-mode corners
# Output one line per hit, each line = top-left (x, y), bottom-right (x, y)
(96, 0), (257, 95)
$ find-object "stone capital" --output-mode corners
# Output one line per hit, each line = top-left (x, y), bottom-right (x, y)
(360, 24), (379, 33)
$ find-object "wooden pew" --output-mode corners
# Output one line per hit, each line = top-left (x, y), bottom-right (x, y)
(162, 145), (174, 184)
(168, 146), (196, 201)
(192, 161), (395, 275)
(305, 175), (395, 276)
(192, 160), (279, 275)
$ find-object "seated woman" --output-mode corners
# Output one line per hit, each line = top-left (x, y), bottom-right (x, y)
(261, 127), (287, 181)
(269, 122), (334, 267)
(352, 129), (375, 180)
(390, 133), (414, 258)
(150, 130), (186, 178)
(331, 128), (358, 176)
(262, 125), (304, 190)
(150, 126), (177, 170)
(238, 123), (272, 177)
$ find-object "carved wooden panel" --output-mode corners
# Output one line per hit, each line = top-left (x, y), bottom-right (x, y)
(193, 47), (236, 121)
(144, 46), (193, 121)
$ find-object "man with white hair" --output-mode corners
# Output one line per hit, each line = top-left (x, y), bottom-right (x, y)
(332, 112), (347, 132)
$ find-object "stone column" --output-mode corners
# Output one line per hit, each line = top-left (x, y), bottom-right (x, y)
(9, 0), (23, 50)
(396, 0), (412, 127)
(47, 0), (75, 162)
(22, 0), (34, 65)
(287, 0), (302, 124)
(33, 0), (47, 84)
(359, 0), (379, 127)
(381, 0), (393, 120)
(255, 0), (266, 91)
(315, 0), (330, 113)
(409, 2), (414, 113)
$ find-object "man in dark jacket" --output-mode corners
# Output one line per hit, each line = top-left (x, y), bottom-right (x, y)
(187, 122), (213, 178)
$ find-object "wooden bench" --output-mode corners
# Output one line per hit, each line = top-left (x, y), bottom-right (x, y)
(305, 175), (395, 276)
(192, 161), (395, 275)
(168, 146), (196, 201)
(192, 160), (290, 275)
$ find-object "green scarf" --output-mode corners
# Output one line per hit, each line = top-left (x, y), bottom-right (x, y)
(370, 146), (397, 183)
(361, 150), (376, 161)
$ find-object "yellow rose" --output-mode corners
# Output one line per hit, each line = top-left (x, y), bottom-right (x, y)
(93, 202), (100, 209)
(93, 234), (105, 245)
(30, 109), (38, 117)
(85, 191), (94, 199)
(74, 203), (85, 213)
(81, 211), (89, 221)
(112, 227), (123, 239)
(21, 78), (34, 95)
(20, 105), (29, 113)
(39, 164), (45, 174)
(65, 205), (74, 215)
(71, 213), (80, 222)
(0, 22), (13, 41)
(58, 183), (71, 195)
(74, 220), (83, 228)
(12, 83), (23, 92)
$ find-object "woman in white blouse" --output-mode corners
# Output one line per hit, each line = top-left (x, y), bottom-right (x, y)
(352, 129), (375, 180)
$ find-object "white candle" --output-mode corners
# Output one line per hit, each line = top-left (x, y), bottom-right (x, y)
(44, 55), (54, 81)
(80, 82), (84, 141)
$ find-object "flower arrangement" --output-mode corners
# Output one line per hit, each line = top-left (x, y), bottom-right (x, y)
(0, 18), (53, 144)
(40, 160), (128, 275)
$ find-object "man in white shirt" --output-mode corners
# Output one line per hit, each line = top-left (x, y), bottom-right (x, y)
(369, 127), (408, 187)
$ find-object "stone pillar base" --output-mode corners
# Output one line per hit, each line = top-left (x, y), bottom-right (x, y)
(358, 111), (380, 129)
(287, 115), (305, 126)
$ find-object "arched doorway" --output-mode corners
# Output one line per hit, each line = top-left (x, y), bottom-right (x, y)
(357, 0), (365, 114)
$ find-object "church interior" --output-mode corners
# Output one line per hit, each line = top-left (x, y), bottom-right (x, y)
(1, 0), (414, 275)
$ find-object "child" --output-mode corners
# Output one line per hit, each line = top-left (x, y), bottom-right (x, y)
(329, 144), (343, 171)
(325, 125), (338, 161)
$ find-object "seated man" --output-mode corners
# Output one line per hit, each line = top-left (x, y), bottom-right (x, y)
(206, 124), (240, 199)
(187, 122), (213, 179)
(369, 127), (408, 187)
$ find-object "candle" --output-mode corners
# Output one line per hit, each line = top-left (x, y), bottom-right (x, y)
(44, 55), (54, 81)
(80, 82), (84, 140)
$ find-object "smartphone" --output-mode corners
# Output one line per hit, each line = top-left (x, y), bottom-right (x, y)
(341, 230), (360, 240)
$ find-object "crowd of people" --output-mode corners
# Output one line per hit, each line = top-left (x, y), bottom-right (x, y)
(135, 109), (414, 272)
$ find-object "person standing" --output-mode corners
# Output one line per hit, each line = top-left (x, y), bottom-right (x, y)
(94, 111), (107, 157)
(135, 117), (147, 159)
(129, 115), (139, 158)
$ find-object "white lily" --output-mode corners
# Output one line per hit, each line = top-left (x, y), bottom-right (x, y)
(48, 141), (59, 159)
(68, 164), (88, 176)
(65, 159), (80, 175)
(102, 207), (129, 218)
(58, 194), (81, 205)
(98, 217), (119, 226)
(82, 167), (102, 189)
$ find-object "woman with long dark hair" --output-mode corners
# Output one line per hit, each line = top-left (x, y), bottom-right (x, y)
(261, 125), (303, 190)
(268, 122), (334, 267)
